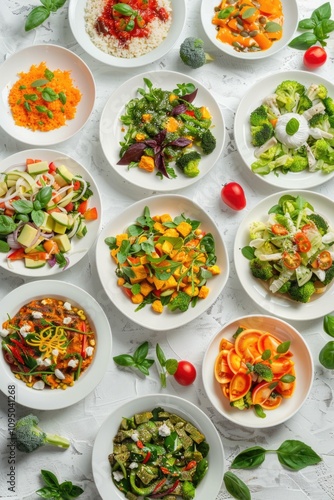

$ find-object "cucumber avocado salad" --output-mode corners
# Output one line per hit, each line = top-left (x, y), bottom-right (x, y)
(0, 158), (98, 270)
(109, 407), (209, 499)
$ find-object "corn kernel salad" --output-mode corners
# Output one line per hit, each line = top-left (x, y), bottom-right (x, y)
(104, 206), (221, 313)
(1, 298), (95, 390)
(8, 62), (82, 132)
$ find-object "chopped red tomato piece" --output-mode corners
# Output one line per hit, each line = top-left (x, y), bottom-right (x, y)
(48, 162), (57, 173)
(282, 251), (301, 269)
(64, 202), (74, 212)
(73, 180), (81, 191)
(7, 248), (25, 260)
(83, 207), (98, 220)
(78, 200), (88, 214)
(271, 224), (288, 235)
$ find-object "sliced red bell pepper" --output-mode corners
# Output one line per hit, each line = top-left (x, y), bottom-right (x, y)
(142, 450), (151, 464)
(8, 248), (26, 260)
(183, 460), (197, 471)
(48, 161), (57, 173)
(8, 344), (25, 364)
(80, 321), (87, 359)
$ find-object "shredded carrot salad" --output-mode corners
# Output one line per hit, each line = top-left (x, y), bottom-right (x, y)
(8, 62), (82, 132)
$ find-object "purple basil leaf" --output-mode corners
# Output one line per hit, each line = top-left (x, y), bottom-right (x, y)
(182, 89), (198, 103)
(154, 129), (167, 145)
(144, 139), (158, 148)
(167, 138), (192, 148)
(170, 104), (187, 116)
(155, 153), (169, 178)
(117, 143), (147, 164)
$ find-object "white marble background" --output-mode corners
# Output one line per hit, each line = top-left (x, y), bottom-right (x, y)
(0, 0), (334, 498)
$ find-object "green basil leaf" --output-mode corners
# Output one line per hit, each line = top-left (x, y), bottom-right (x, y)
(36, 486), (60, 498)
(319, 19), (334, 34)
(277, 340), (291, 353)
(117, 239), (131, 264)
(156, 343), (166, 367)
(265, 21), (282, 32)
(52, 0), (67, 8)
(231, 446), (266, 469)
(218, 6), (234, 19)
(254, 404), (266, 418)
(280, 374), (295, 383)
(113, 3), (136, 16)
(41, 87), (59, 102)
(261, 349), (271, 360)
(319, 341), (334, 369)
(55, 252), (67, 268)
(286, 118), (300, 135)
(41, 470), (60, 488)
(113, 354), (135, 367)
(288, 32), (318, 49)
(253, 363), (273, 382)
(223, 471), (251, 500)
(59, 91), (67, 104)
(277, 440), (322, 470)
(24, 93), (38, 101)
(40, 0), (54, 11)
(24, 101), (31, 112)
(36, 105), (48, 113)
(104, 236), (117, 249)
(125, 19), (135, 32)
(136, 363), (150, 376)
(67, 484), (84, 497)
(0, 215), (17, 235)
(311, 2), (331, 22)
(12, 199), (33, 214)
(298, 18), (316, 30)
(242, 7), (256, 19)
(31, 210), (46, 227)
(47, 110), (53, 119)
(133, 341), (149, 364)
(44, 68), (54, 81)
(0, 240), (10, 253)
(25, 6), (50, 31)
(141, 358), (154, 369)
(323, 314), (334, 337)
(165, 358), (178, 375)
(31, 78), (49, 87)
(35, 186), (52, 207)
(59, 481), (74, 493)
(241, 245), (255, 260)
(131, 283), (141, 295)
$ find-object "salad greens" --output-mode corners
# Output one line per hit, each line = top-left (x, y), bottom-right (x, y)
(109, 407), (209, 499)
(319, 313), (334, 369)
(36, 469), (83, 499)
(25, 0), (67, 32)
(242, 194), (334, 303)
(249, 79), (334, 176)
(288, 2), (334, 50)
(113, 341), (155, 376)
(117, 78), (217, 179)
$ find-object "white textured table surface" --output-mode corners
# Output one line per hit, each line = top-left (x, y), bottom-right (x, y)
(0, 1), (334, 499)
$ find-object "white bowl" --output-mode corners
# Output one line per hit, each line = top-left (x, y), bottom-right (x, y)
(234, 190), (334, 321)
(0, 44), (95, 146)
(0, 149), (102, 277)
(0, 280), (112, 410)
(234, 70), (334, 189)
(203, 315), (314, 428)
(69, 0), (186, 68)
(92, 394), (225, 500)
(96, 194), (229, 331)
(100, 70), (225, 193)
(201, 0), (298, 60)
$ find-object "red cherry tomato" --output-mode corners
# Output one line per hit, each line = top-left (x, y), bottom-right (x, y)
(303, 46), (327, 70)
(221, 182), (246, 211)
(173, 361), (197, 386)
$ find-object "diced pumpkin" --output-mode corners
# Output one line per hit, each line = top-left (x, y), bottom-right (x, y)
(140, 280), (154, 297)
(152, 300), (163, 313)
(116, 233), (128, 247)
(160, 213), (172, 223)
(131, 293), (144, 304)
(129, 264), (148, 284)
(207, 265), (221, 275)
(176, 221), (192, 237)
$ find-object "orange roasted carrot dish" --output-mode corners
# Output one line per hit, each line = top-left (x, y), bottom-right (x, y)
(212, 0), (283, 53)
(1, 298), (95, 390)
(8, 62), (81, 132)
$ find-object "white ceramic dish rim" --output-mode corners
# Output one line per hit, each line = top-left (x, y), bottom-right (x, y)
(0, 280), (112, 410)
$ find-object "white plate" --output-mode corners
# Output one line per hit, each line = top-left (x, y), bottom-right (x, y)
(234, 190), (334, 321)
(234, 70), (334, 189)
(201, 0), (298, 60)
(0, 280), (112, 410)
(202, 315), (313, 428)
(100, 70), (225, 192)
(0, 44), (95, 146)
(0, 149), (102, 277)
(92, 394), (225, 500)
(96, 194), (229, 330)
(69, 0), (186, 68)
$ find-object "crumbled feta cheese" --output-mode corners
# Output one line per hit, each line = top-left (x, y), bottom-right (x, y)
(32, 380), (45, 390)
(85, 346), (94, 357)
(158, 423), (171, 437)
(131, 432), (139, 442)
(32, 311), (43, 319)
(54, 369), (65, 380)
(0, 329), (10, 338)
(36, 357), (51, 367)
(112, 471), (124, 482)
(63, 317), (72, 325)
(64, 302), (72, 311)
(68, 359), (79, 369)
(52, 349), (59, 356)
(20, 324), (31, 337)
(129, 462), (139, 469)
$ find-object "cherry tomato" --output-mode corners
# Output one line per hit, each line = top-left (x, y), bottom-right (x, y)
(282, 251), (301, 270)
(174, 360), (197, 386)
(294, 232), (311, 253)
(271, 224), (288, 236)
(303, 46), (327, 70)
(221, 182), (246, 211)
(313, 250), (333, 270)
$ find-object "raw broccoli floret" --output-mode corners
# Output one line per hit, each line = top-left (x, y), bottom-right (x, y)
(250, 105), (269, 126)
(308, 213), (329, 235)
(13, 414), (70, 453)
(230, 391), (253, 410)
(179, 37), (213, 69)
(309, 113), (330, 131)
(249, 221), (267, 240)
(268, 154), (294, 171)
(250, 258), (274, 281)
(312, 138), (333, 161)
(323, 264), (334, 285)
(251, 123), (274, 147)
(200, 129), (216, 154)
(176, 151), (201, 177)
(290, 155), (308, 172)
(323, 97), (334, 116)
(306, 83), (327, 101)
(296, 94), (313, 114)
(288, 281), (315, 303)
(168, 291), (192, 312)
(275, 80), (306, 112)
(278, 281), (291, 294)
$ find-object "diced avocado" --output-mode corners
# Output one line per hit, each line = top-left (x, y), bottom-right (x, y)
(58, 191), (74, 208)
(25, 258), (46, 269)
(39, 213), (54, 233)
(26, 161), (49, 175)
(57, 165), (74, 183)
(76, 219), (87, 239)
(25, 237), (44, 253)
(17, 224), (39, 248)
(53, 221), (67, 235)
(0, 181), (8, 197)
(134, 412), (153, 425)
(50, 212), (69, 227)
(53, 234), (71, 253)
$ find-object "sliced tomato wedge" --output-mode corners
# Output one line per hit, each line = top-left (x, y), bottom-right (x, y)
(234, 329), (262, 361)
(282, 251), (301, 270)
(294, 232), (311, 253)
(315, 250), (332, 270)
(227, 348), (243, 374)
(78, 200), (88, 214)
(268, 356), (294, 377)
(215, 351), (233, 384)
(271, 224), (288, 235)
(229, 372), (252, 402)
(219, 338), (234, 351)
(84, 207), (98, 221)
(261, 394), (282, 410)
(252, 380), (278, 406)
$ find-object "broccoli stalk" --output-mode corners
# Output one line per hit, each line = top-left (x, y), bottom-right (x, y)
(14, 414), (70, 453)
(176, 151), (201, 177)
(179, 37), (213, 69)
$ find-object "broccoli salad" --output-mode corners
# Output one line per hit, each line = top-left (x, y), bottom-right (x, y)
(117, 78), (217, 180)
(242, 194), (334, 303)
(249, 80), (334, 176)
